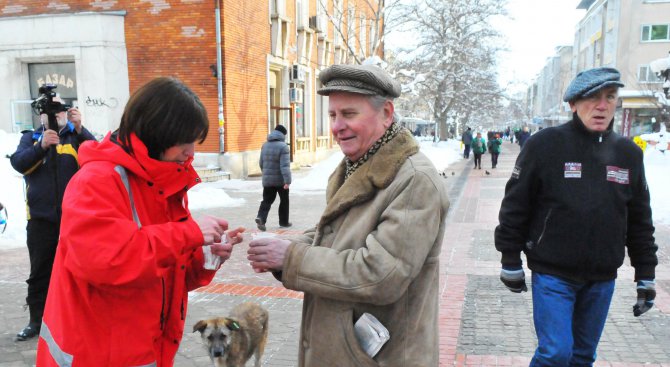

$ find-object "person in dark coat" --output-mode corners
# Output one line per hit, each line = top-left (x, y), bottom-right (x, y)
(10, 97), (96, 341)
(255, 124), (292, 230)
(495, 67), (658, 366)
(518, 126), (531, 148)
(461, 127), (473, 158)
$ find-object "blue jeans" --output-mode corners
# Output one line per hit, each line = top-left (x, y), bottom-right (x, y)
(530, 272), (615, 367)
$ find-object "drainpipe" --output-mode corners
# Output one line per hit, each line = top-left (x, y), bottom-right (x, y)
(215, 0), (225, 154)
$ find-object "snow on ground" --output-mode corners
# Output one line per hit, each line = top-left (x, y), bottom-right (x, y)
(1, 130), (668, 249)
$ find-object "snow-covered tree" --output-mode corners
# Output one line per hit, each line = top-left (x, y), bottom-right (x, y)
(396, 0), (507, 139)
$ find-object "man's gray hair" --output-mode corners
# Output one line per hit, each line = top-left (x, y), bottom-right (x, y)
(367, 95), (393, 110)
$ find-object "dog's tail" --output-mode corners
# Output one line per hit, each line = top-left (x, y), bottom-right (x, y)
(255, 309), (270, 367)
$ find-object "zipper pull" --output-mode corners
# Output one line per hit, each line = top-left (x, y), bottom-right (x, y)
(599, 134), (602, 143)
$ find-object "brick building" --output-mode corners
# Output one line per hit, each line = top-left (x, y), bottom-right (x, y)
(0, 0), (383, 177)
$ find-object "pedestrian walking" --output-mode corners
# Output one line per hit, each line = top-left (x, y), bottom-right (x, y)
(471, 132), (486, 169)
(518, 126), (531, 149)
(9, 96), (95, 341)
(462, 127), (473, 158)
(247, 64), (449, 366)
(494, 67), (658, 367)
(489, 133), (502, 169)
(36, 77), (244, 366)
(255, 124), (292, 231)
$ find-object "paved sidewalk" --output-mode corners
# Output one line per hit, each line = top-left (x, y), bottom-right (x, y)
(0, 141), (668, 366)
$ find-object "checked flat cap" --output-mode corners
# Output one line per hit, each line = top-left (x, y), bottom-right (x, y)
(317, 64), (401, 98)
(563, 67), (625, 102)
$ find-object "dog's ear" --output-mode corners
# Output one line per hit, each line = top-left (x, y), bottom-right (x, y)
(193, 320), (208, 334)
(224, 318), (241, 331)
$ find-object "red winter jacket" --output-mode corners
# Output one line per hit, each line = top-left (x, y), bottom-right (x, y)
(37, 133), (215, 366)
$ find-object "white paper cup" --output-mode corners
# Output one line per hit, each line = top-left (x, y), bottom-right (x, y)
(251, 232), (278, 240)
(202, 245), (221, 270)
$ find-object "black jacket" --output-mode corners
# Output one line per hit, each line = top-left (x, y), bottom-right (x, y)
(10, 123), (96, 223)
(495, 116), (657, 282)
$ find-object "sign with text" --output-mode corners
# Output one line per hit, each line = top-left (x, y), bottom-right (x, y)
(28, 62), (77, 99)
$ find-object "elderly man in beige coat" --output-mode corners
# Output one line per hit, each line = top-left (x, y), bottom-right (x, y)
(247, 64), (450, 366)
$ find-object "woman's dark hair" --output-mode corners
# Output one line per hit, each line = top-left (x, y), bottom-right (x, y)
(117, 77), (209, 160)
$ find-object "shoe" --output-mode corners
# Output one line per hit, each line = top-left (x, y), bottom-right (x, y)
(279, 222), (292, 228)
(15, 323), (40, 342)
(255, 218), (266, 231)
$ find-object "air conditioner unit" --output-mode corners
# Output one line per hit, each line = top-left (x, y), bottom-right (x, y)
(309, 15), (324, 33)
(289, 88), (304, 104)
(289, 65), (306, 83)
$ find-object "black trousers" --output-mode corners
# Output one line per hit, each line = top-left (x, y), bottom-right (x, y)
(256, 186), (290, 225)
(491, 152), (500, 168)
(26, 219), (60, 324)
(473, 153), (482, 168)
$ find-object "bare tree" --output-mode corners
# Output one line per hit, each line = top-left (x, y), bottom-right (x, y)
(318, 0), (406, 64)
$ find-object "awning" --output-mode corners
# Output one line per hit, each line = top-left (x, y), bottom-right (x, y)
(622, 97), (661, 109)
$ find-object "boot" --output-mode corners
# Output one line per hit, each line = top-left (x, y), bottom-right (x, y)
(255, 217), (266, 231)
(15, 303), (43, 341)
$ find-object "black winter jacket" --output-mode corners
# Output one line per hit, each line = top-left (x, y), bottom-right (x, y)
(10, 123), (96, 223)
(494, 116), (657, 282)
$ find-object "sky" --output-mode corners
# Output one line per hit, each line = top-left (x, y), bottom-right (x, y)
(2, 130), (669, 250)
(386, 0), (587, 94)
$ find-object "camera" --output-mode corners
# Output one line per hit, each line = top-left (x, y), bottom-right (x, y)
(31, 84), (71, 116)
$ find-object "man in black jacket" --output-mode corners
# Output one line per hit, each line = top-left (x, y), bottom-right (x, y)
(494, 67), (658, 367)
(10, 98), (96, 341)
(255, 124), (292, 231)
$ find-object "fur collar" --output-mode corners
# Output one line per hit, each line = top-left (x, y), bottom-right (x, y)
(319, 129), (419, 228)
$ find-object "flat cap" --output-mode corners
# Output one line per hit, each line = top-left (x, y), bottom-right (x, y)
(563, 67), (625, 102)
(317, 64), (401, 98)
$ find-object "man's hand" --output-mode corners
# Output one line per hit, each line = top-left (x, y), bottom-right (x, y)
(633, 280), (656, 317)
(283, 183), (290, 190)
(247, 238), (291, 273)
(40, 129), (60, 150)
(67, 108), (83, 133)
(500, 267), (528, 293)
(196, 215), (228, 246)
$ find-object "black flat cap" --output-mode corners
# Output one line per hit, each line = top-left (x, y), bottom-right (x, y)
(563, 67), (625, 102)
(317, 64), (401, 98)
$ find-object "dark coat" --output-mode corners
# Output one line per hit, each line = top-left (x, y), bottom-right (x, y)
(462, 130), (473, 145)
(10, 123), (96, 223)
(259, 130), (291, 187)
(495, 117), (657, 282)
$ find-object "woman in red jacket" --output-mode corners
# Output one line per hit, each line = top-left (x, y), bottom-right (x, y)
(36, 77), (243, 366)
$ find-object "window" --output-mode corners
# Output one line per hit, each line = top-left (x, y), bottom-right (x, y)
(641, 24), (670, 41)
(638, 65), (663, 83)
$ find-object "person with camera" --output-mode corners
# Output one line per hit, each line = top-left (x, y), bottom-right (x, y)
(35, 77), (243, 367)
(10, 95), (95, 341)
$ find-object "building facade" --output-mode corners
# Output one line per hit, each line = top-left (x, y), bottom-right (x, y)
(0, 0), (382, 177)
(528, 0), (670, 136)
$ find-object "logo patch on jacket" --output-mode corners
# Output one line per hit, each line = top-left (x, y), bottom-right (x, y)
(564, 162), (582, 178)
(511, 165), (521, 179)
(606, 166), (629, 184)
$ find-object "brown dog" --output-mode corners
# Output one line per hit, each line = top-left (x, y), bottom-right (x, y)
(193, 302), (269, 367)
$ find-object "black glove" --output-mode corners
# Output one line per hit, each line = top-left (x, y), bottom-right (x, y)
(500, 267), (527, 293)
(633, 279), (656, 317)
